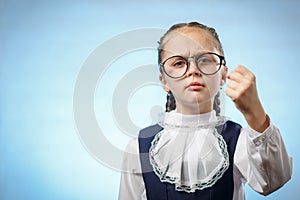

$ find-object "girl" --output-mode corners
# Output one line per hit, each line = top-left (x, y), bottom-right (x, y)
(119, 22), (292, 200)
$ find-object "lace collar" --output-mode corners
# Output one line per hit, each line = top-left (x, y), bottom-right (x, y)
(150, 110), (229, 193)
(157, 110), (227, 129)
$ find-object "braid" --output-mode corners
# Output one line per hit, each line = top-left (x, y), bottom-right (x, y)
(158, 22), (224, 114)
(213, 91), (221, 116)
(165, 91), (176, 112)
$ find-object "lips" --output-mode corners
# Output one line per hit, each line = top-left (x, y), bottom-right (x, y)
(187, 82), (204, 91)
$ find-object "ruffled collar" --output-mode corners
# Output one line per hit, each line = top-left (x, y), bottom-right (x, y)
(158, 110), (226, 128)
(150, 110), (229, 193)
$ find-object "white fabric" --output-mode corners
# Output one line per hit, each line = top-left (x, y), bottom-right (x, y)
(119, 112), (292, 200)
(149, 111), (229, 192)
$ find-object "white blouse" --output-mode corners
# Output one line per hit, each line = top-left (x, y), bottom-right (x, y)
(119, 111), (292, 200)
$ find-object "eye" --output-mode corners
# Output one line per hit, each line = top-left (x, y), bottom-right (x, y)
(167, 57), (186, 68)
(173, 60), (185, 67)
(198, 57), (213, 64)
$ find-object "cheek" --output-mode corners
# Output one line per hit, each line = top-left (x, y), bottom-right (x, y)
(166, 79), (183, 93)
(163, 78), (187, 99)
(203, 75), (221, 97)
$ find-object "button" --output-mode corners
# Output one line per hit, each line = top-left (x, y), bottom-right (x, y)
(261, 136), (266, 142)
(254, 135), (267, 146)
(259, 135), (266, 142)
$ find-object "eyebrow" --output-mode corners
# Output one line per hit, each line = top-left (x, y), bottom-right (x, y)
(163, 50), (211, 58)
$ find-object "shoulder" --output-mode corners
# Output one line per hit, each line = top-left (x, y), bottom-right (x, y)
(124, 138), (139, 154)
(220, 120), (242, 142)
(122, 138), (142, 173)
(139, 124), (163, 138)
(123, 123), (163, 157)
(224, 120), (242, 130)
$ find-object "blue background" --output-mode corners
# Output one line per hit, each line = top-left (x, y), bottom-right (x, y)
(1, 0), (299, 199)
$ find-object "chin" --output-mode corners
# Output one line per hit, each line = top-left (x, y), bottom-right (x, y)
(188, 93), (211, 103)
(183, 98), (212, 108)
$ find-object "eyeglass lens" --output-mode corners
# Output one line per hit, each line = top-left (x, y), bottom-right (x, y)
(162, 53), (222, 78)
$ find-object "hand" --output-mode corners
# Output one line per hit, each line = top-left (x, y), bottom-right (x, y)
(226, 65), (269, 132)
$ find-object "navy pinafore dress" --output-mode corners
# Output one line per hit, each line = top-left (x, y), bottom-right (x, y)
(138, 121), (241, 200)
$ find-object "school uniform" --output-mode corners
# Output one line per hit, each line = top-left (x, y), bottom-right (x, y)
(119, 110), (292, 200)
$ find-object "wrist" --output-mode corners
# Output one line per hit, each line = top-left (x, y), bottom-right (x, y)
(244, 109), (270, 133)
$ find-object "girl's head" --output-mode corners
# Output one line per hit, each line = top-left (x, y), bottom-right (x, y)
(158, 22), (227, 115)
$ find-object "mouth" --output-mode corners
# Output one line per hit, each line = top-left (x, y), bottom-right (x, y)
(186, 82), (205, 91)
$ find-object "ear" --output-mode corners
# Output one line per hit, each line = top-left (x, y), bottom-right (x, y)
(159, 74), (170, 92)
(220, 65), (228, 86)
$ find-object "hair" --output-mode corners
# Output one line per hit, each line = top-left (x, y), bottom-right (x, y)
(158, 22), (224, 115)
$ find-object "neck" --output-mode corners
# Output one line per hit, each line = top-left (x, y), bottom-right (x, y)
(176, 101), (213, 115)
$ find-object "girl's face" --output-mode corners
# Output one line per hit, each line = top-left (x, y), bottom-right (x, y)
(159, 27), (227, 114)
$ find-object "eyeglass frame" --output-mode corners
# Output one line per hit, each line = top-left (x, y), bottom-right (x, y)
(159, 52), (226, 79)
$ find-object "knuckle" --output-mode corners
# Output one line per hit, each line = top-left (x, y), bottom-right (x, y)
(245, 80), (252, 87)
(248, 72), (256, 81)
(236, 65), (243, 70)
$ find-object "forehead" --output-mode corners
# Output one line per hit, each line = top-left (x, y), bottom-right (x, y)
(162, 27), (216, 56)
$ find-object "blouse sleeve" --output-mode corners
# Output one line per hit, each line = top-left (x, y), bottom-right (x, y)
(234, 121), (292, 195)
(118, 138), (147, 200)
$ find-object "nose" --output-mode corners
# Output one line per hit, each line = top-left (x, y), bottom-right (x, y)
(186, 59), (201, 77)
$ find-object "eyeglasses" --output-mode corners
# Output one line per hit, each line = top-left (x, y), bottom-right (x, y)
(160, 52), (226, 79)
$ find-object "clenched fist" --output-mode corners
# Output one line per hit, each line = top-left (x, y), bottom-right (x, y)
(226, 65), (269, 133)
